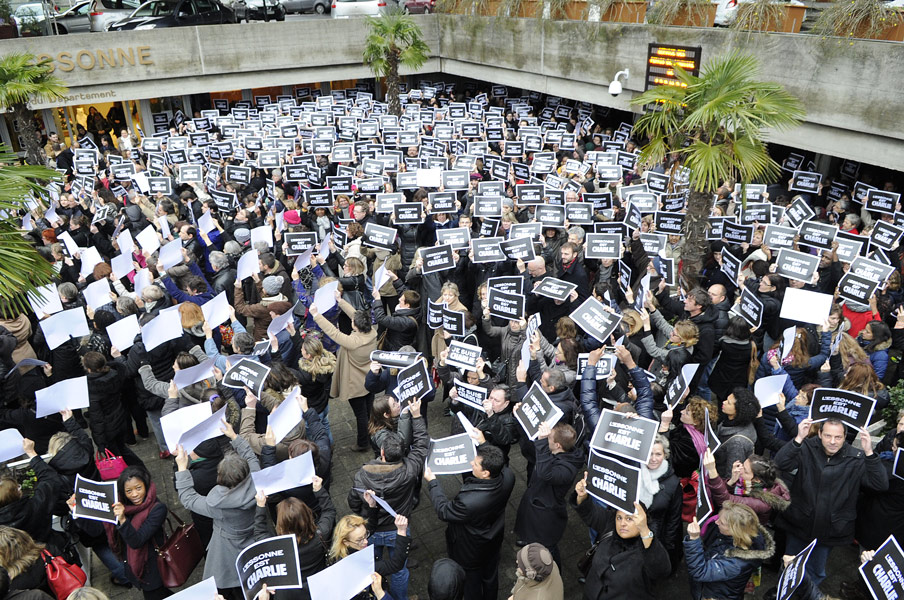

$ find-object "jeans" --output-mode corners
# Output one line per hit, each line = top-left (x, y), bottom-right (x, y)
(146, 408), (167, 453)
(786, 533), (833, 588)
(369, 530), (409, 600)
(318, 405), (333, 444)
(94, 544), (127, 583)
(348, 393), (373, 448)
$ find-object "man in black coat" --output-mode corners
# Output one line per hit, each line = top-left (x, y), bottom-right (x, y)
(371, 290), (420, 351)
(425, 443), (515, 600)
(655, 285), (718, 366)
(774, 418), (888, 588)
(558, 242), (590, 301)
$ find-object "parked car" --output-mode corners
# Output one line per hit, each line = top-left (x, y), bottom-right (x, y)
(50, 1), (92, 33)
(108, 0), (235, 29)
(13, 3), (49, 35)
(89, 0), (141, 31)
(714, 0), (803, 25)
(234, 0), (285, 20)
(281, 0), (329, 14)
(401, 0), (432, 12)
(331, 0), (389, 17)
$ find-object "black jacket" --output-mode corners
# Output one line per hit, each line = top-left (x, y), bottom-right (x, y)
(296, 368), (332, 415)
(655, 293), (719, 366)
(570, 493), (671, 600)
(372, 305), (419, 351)
(775, 436), (889, 546)
(85, 363), (130, 450)
(855, 455), (904, 551)
(0, 456), (62, 543)
(708, 338), (753, 403)
(212, 267), (238, 305)
(48, 417), (99, 491)
(427, 464), (516, 569)
(646, 463), (683, 552)
(348, 416), (429, 531)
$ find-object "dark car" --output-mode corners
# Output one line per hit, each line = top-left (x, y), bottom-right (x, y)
(402, 0), (433, 12)
(280, 0), (329, 15)
(108, 0), (235, 29)
(234, 0), (286, 21)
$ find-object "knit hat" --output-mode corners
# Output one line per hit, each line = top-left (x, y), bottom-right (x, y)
(262, 275), (284, 296)
(283, 210), (302, 225)
(516, 543), (554, 582)
(234, 228), (251, 244)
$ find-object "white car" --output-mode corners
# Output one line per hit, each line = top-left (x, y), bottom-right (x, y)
(13, 3), (49, 35)
(331, 0), (392, 18)
(714, 0), (804, 25)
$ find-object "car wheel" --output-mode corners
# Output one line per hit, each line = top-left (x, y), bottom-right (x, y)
(314, 2), (324, 12)
(276, 9), (285, 19)
(55, 24), (67, 33)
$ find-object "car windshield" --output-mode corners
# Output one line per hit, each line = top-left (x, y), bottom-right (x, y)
(15, 5), (43, 15)
(130, 0), (178, 16)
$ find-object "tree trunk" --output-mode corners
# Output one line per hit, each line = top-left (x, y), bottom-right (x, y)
(680, 187), (713, 288)
(12, 103), (43, 166)
(386, 48), (401, 117)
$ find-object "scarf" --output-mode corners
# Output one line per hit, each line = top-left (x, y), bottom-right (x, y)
(685, 423), (707, 458)
(104, 482), (159, 580)
(638, 460), (669, 507)
(733, 477), (755, 497)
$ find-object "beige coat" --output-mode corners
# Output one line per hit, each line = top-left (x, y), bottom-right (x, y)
(313, 298), (377, 402)
(0, 315), (37, 365)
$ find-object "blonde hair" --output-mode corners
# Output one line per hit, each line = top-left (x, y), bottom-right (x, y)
(837, 333), (868, 371)
(67, 588), (110, 600)
(440, 282), (460, 298)
(718, 502), (760, 550)
(48, 431), (74, 457)
(621, 309), (643, 336)
(298, 337), (336, 376)
(0, 527), (44, 578)
(329, 514), (366, 562)
(673, 320), (699, 347)
(344, 257), (365, 276)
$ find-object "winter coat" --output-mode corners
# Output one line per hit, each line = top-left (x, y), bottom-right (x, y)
(513, 440), (584, 548)
(646, 463), (683, 552)
(0, 407), (64, 456)
(312, 298), (378, 402)
(855, 455), (904, 551)
(684, 522), (775, 600)
(234, 282), (289, 342)
(654, 294), (719, 365)
(212, 267), (238, 305)
(372, 305), (419, 352)
(116, 501), (169, 591)
(481, 317), (527, 387)
(0, 456), (62, 543)
(175, 436), (268, 588)
(450, 400), (520, 459)
(774, 436), (889, 546)
(128, 336), (192, 412)
(667, 425), (703, 479)
(348, 417), (429, 531)
(706, 474), (790, 526)
(708, 338), (753, 402)
(714, 421), (757, 480)
(711, 299), (731, 340)
(570, 493), (671, 600)
(754, 330), (831, 389)
(85, 363), (130, 450)
(259, 408), (333, 505)
(0, 315), (37, 365)
(296, 363), (334, 415)
(282, 488), (336, 600)
(427, 465), (516, 569)
(861, 336), (892, 380)
(48, 417), (99, 489)
(511, 564), (564, 600)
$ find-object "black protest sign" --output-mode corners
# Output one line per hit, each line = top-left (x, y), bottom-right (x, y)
(236, 534), (302, 600)
(576, 353), (617, 380)
(639, 233), (667, 258)
(393, 359), (433, 407)
(655, 212), (684, 235)
(722, 220), (754, 244)
(442, 308), (466, 337)
(453, 379), (488, 411)
(790, 171), (822, 194)
(664, 363), (700, 410)
(866, 189), (900, 215)
(733, 288), (763, 329)
(859, 535), (904, 600)
(536, 205), (566, 228)
(421, 244), (456, 274)
(471, 237), (505, 263)
(589, 409), (659, 464)
(488, 276), (525, 296)
(785, 197), (816, 229)
(566, 202), (593, 225)
(223, 359), (271, 398)
(284, 232), (317, 256)
(148, 177), (172, 195)
(226, 165), (252, 185)
(655, 256), (676, 287)
(446, 340), (482, 371)
(429, 191), (457, 214)
(797, 221), (837, 250)
(442, 170), (469, 191)
(870, 221), (904, 252)
(776, 539), (817, 600)
(499, 236), (536, 261)
(363, 223), (398, 250)
(763, 224), (797, 250)
(661, 192), (687, 212)
(585, 233), (622, 260)
(707, 216), (732, 241)
(704, 408), (721, 453)
(696, 457), (713, 523)
(473, 195), (503, 219)
(304, 189), (333, 208)
(720, 249), (741, 285)
(584, 192), (614, 211)
(740, 202), (772, 226)
(775, 249), (820, 283)
(586, 450), (641, 514)
(782, 153), (805, 172)
(809, 388), (876, 429)
(514, 382), (564, 441)
(734, 183), (767, 203)
(73, 475), (118, 524)
(375, 193), (404, 214)
(393, 203), (424, 225)
(646, 172), (670, 194)
(835, 232), (865, 263)
(837, 272), (880, 305)
(533, 277), (577, 302)
(427, 299), (445, 330)
(850, 256), (895, 285)
(570, 297), (622, 343)
(427, 433), (477, 475)
(516, 184), (545, 205)
(894, 449), (904, 482)
(488, 288), (525, 321)
(369, 350), (422, 369)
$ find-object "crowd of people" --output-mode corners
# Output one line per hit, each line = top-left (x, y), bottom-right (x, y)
(0, 80), (902, 600)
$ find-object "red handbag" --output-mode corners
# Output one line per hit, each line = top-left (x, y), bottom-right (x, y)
(155, 512), (204, 588)
(42, 550), (87, 600)
(95, 449), (128, 481)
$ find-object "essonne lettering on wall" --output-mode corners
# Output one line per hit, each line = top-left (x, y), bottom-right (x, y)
(34, 46), (153, 74)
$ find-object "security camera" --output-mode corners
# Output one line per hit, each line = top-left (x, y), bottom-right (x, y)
(609, 69), (629, 97)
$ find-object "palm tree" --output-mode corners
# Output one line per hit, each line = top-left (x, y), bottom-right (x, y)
(363, 9), (430, 117)
(0, 52), (67, 166)
(0, 144), (60, 316)
(630, 52), (804, 285)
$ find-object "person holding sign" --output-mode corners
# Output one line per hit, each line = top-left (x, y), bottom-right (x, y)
(658, 398), (717, 520)
(328, 512), (411, 589)
(569, 472), (670, 600)
(309, 294), (378, 453)
(0, 437), (64, 546)
(713, 389), (760, 480)
(450, 385), (521, 462)
(773, 418), (888, 587)
(638, 307), (699, 386)
(424, 444), (515, 600)
(701, 449), (789, 527)
(684, 503), (775, 600)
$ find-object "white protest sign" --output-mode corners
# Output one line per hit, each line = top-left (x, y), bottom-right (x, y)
(39, 307), (90, 350)
(779, 288), (833, 326)
(135, 225), (160, 254)
(250, 452), (316, 495)
(307, 545), (375, 600)
(312, 280), (340, 314)
(83, 278), (112, 311)
(754, 374), (788, 408)
(201, 291), (231, 328)
(161, 403), (213, 453)
(172, 358), (216, 390)
(36, 376), (89, 418)
(268, 387), (303, 444)
(236, 249), (261, 282)
(110, 253), (135, 280)
(158, 239), (184, 270)
(141, 309), (183, 351)
(106, 314), (140, 351)
(0, 429), (24, 462)
(28, 284), (63, 316)
(250, 225), (274, 248)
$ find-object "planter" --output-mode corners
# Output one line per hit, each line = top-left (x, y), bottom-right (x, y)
(0, 23), (17, 38)
(599, 0), (647, 22)
(517, 0), (540, 16)
(737, 3), (805, 32)
(662, 3), (716, 26)
(481, 0), (502, 14)
(855, 11), (904, 40)
(772, 4), (805, 32)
